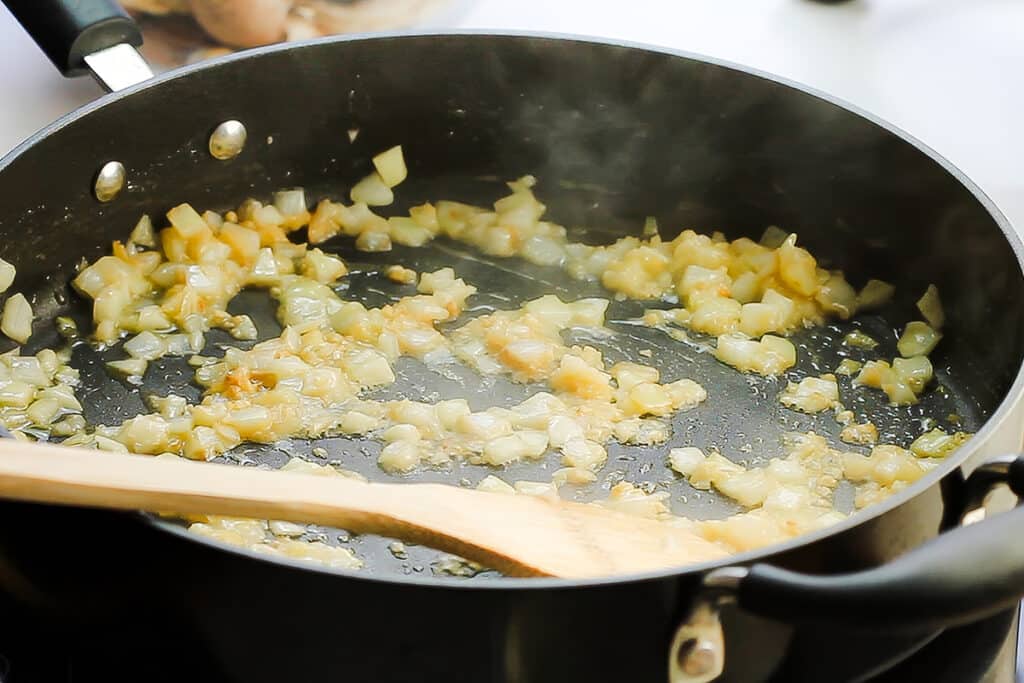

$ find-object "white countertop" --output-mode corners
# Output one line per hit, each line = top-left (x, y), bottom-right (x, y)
(0, 0), (1022, 230)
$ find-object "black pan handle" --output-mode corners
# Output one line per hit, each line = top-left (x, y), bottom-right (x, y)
(714, 454), (1024, 631)
(2, 0), (142, 77)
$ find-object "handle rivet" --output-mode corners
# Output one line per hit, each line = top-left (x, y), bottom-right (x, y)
(668, 602), (725, 683)
(679, 639), (718, 677)
(209, 120), (247, 160)
(94, 161), (126, 202)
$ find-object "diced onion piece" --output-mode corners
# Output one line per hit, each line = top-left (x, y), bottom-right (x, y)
(355, 229), (392, 252)
(597, 481), (669, 519)
(26, 397), (61, 426)
(372, 146), (408, 188)
(219, 223), (261, 265)
(202, 210), (224, 230)
(843, 330), (878, 349)
(0, 380), (34, 408)
(856, 355), (932, 405)
(379, 440), (421, 473)
(249, 247), (280, 286)
(1, 293), (32, 343)
(350, 172), (394, 206)
(385, 265), (417, 284)
(512, 480), (559, 501)
(107, 358), (148, 378)
(129, 215), (156, 248)
(273, 189), (307, 217)
(892, 355), (933, 393)
(167, 203), (208, 238)
(857, 279), (895, 310)
(476, 475), (515, 494)
(917, 284), (945, 329)
(8, 356), (46, 385)
(909, 428), (970, 458)
(840, 421), (878, 446)
(897, 321), (942, 358)
(95, 435), (129, 452)
(55, 316), (79, 340)
(642, 216), (659, 237)
(622, 382), (673, 416)
(779, 375), (839, 413)
(268, 520), (307, 537)
(714, 333), (795, 376)
(552, 466), (598, 486)
(835, 358), (862, 375)
(815, 274), (858, 320)
(302, 248), (348, 284)
(124, 331), (166, 361)
(0, 257), (15, 294)
(777, 235), (818, 297)
(388, 217), (432, 247)
(760, 225), (789, 248)
(669, 447), (706, 476)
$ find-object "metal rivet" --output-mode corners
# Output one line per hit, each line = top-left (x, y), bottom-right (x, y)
(209, 120), (247, 160)
(678, 638), (718, 677)
(668, 602), (725, 683)
(94, 161), (126, 202)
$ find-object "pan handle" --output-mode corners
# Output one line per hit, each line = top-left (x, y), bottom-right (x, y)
(706, 453), (1024, 632)
(2, 0), (151, 91)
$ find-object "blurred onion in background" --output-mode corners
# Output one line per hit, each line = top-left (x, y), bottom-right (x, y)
(123, 0), (466, 69)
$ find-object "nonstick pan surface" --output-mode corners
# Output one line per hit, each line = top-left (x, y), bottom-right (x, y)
(20, 195), (985, 580)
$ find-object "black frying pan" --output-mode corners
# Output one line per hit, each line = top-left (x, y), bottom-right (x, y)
(1, 2), (1024, 681)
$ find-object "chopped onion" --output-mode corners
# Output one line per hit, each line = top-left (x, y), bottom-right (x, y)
(779, 375), (840, 413)
(0, 257), (15, 294)
(759, 225), (789, 248)
(835, 358), (862, 376)
(273, 188), (307, 217)
(9, 357), (47, 385)
(909, 428), (970, 458)
(371, 146), (407, 188)
(202, 210), (224, 231)
(1, 293), (33, 344)
(355, 229), (392, 253)
(229, 315), (258, 341)
(107, 358), (148, 378)
(0, 380), (34, 408)
(668, 447), (706, 476)
(642, 216), (659, 237)
(124, 331), (166, 361)
(55, 316), (79, 340)
(268, 520), (307, 537)
(897, 321), (941, 358)
(892, 355), (933, 393)
(350, 172), (393, 206)
(387, 217), (432, 247)
(857, 279), (894, 310)
(843, 330), (878, 349)
(167, 203), (208, 238)
(916, 284), (944, 329)
(129, 215), (156, 248)
(249, 247), (280, 286)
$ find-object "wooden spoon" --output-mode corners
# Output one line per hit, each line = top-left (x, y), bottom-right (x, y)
(0, 439), (726, 578)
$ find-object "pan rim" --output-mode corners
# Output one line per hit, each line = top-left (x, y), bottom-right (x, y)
(5, 29), (1023, 591)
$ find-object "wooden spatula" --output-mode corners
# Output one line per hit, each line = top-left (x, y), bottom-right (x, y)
(0, 439), (726, 578)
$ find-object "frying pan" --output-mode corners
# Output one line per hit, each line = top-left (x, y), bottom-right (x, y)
(1, 1), (1024, 681)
